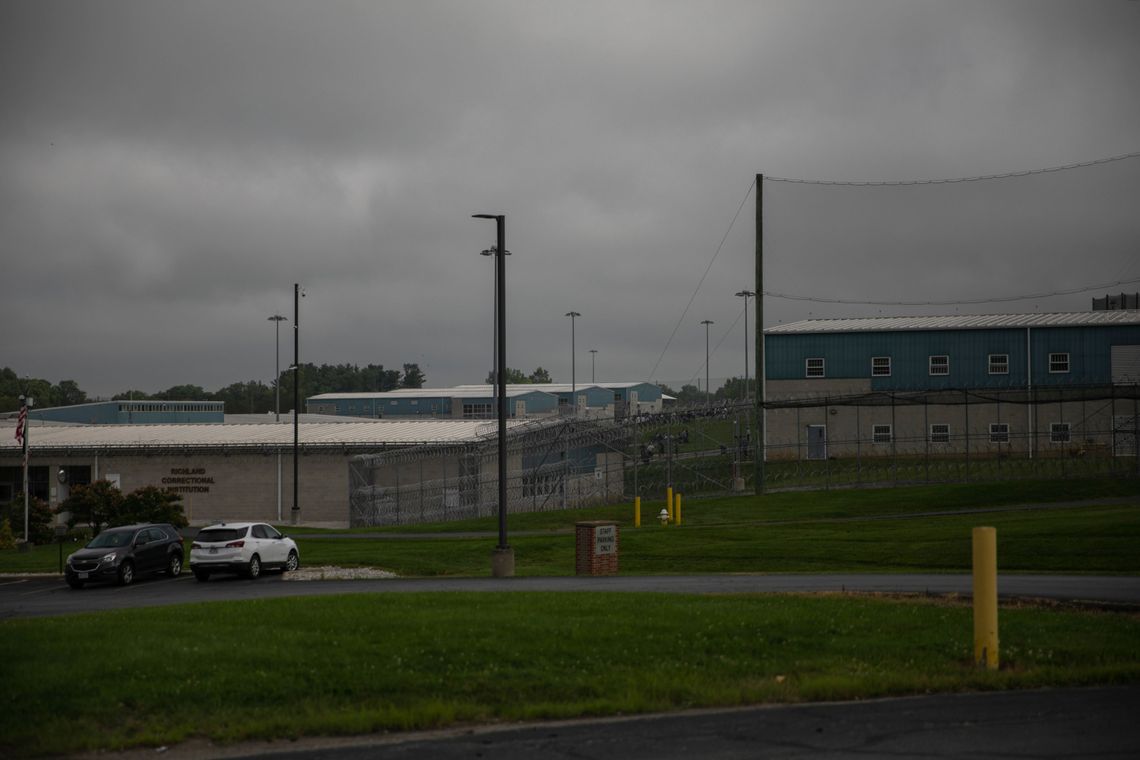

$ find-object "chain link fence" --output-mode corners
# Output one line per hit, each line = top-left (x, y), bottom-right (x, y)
(348, 384), (1140, 526)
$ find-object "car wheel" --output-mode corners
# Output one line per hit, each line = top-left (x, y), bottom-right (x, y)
(193, 568), (211, 582)
(167, 554), (183, 577)
(246, 554), (261, 579)
(284, 549), (299, 573)
(117, 561), (135, 586)
(66, 577), (84, 590)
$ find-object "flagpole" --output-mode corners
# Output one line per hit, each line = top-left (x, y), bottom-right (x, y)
(17, 395), (31, 543)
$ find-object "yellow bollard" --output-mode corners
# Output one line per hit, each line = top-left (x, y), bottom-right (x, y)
(675, 493), (682, 526)
(972, 526), (999, 670)
(666, 487), (674, 522)
(634, 496), (641, 528)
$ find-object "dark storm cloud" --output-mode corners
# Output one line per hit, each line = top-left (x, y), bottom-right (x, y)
(1, 0), (1137, 397)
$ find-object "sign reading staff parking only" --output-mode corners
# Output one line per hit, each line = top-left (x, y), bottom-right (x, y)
(594, 525), (617, 555)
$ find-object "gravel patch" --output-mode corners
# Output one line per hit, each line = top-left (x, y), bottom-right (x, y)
(283, 565), (398, 581)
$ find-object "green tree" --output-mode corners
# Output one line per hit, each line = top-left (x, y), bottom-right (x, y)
(111, 390), (152, 401)
(56, 379), (88, 406)
(529, 367), (552, 383)
(485, 367), (531, 384)
(401, 363), (426, 388)
(2, 497), (54, 544)
(119, 486), (188, 528)
(57, 480), (124, 534)
(213, 380), (273, 414)
(154, 384), (208, 401)
(675, 384), (703, 404)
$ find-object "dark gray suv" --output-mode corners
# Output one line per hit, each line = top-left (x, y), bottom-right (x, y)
(65, 523), (185, 588)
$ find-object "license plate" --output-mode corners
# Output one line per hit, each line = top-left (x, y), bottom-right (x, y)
(78, 572), (88, 579)
(209, 547), (218, 554)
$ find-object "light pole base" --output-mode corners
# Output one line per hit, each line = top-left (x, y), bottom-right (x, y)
(733, 477), (746, 493)
(290, 509), (300, 526)
(491, 546), (515, 577)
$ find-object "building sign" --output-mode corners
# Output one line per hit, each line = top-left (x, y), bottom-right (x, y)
(594, 524), (616, 555)
(161, 467), (214, 494)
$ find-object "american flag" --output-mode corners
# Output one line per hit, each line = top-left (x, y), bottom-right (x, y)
(14, 404), (26, 445)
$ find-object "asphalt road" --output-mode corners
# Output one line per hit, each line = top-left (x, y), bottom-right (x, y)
(89, 685), (1140, 760)
(3, 571), (1139, 619)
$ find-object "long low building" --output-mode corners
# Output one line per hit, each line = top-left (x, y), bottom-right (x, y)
(307, 381), (664, 419)
(0, 418), (529, 528)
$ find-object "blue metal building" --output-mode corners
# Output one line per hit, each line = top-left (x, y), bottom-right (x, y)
(27, 400), (225, 425)
(766, 312), (1140, 390)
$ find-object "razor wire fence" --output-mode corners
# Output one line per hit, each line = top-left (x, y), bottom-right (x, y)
(348, 384), (1140, 527)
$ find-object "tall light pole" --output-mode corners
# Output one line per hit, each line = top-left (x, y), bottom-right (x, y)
(474, 213), (513, 577)
(268, 315), (287, 420)
(566, 311), (581, 411)
(701, 319), (714, 407)
(589, 349), (597, 383)
(735, 290), (755, 401)
(268, 314), (287, 522)
(292, 284), (303, 525)
(481, 243), (509, 406)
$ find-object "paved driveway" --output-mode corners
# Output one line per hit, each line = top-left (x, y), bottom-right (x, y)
(2, 572), (1138, 619)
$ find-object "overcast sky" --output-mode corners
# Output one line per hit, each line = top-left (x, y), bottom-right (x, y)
(2, 0), (1138, 399)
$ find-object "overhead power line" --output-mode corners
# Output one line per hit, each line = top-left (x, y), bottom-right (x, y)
(764, 276), (1140, 307)
(764, 150), (1140, 186)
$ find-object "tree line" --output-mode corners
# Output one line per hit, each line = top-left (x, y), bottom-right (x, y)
(0, 362), (427, 415)
(1, 482), (189, 547)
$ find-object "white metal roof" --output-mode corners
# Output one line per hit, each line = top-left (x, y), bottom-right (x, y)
(766, 311), (1140, 335)
(455, 383), (611, 393)
(308, 388), (552, 400)
(0, 419), (522, 452)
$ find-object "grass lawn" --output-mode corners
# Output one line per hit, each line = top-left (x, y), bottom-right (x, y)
(2, 477), (1138, 756)
(2, 477), (1138, 577)
(2, 592), (1138, 756)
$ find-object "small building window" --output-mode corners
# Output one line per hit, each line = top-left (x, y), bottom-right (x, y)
(990, 423), (1009, 443)
(988, 354), (1009, 375)
(1049, 353), (1070, 374)
(929, 355), (949, 376)
(872, 424), (892, 444)
(1050, 422), (1071, 443)
(805, 358), (825, 378)
(871, 356), (891, 377)
(930, 423), (950, 443)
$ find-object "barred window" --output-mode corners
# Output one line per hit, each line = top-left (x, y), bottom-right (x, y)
(871, 356), (891, 377)
(929, 355), (949, 376)
(989, 423), (1009, 443)
(1049, 353), (1070, 373)
(805, 358), (825, 378)
(988, 354), (1009, 375)
(1050, 422), (1071, 443)
(930, 423), (950, 443)
(872, 424), (892, 444)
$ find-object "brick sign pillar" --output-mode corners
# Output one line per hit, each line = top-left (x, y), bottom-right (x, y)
(575, 520), (619, 576)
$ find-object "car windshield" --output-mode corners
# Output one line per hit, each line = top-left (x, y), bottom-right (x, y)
(196, 527), (247, 543)
(87, 531), (134, 548)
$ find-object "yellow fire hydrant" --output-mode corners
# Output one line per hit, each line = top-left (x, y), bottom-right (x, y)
(658, 508), (670, 527)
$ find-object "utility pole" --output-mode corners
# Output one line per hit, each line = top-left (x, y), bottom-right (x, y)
(755, 174), (765, 494)
(292, 283), (301, 524)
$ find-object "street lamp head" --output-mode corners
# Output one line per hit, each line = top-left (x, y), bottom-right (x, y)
(472, 213), (502, 220)
(268, 314), (287, 322)
(566, 311), (581, 318)
(735, 290), (755, 298)
(701, 319), (714, 326)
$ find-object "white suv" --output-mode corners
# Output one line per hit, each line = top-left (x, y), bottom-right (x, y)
(190, 522), (299, 581)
